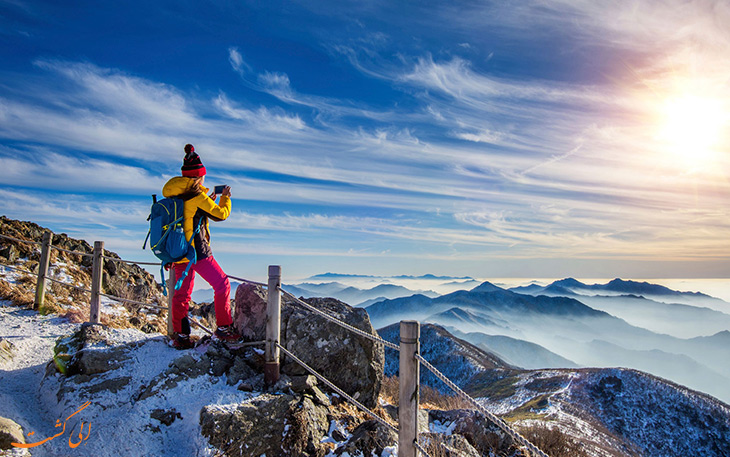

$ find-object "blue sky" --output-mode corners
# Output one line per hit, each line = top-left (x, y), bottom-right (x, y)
(1, 0), (728, 282)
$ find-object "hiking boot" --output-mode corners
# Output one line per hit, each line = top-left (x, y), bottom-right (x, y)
(214, 325), (242, 342)
(170, 333), (194, 350)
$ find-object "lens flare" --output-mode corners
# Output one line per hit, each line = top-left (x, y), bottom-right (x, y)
(656, 95), (727, 168)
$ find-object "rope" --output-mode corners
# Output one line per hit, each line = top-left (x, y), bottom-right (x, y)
(0, 233), (41, 246)
(414, 439), (432, 457)
(0, 263), (36, 276)
(226, 275), (268, 288)
(101, 255), (162, 266)
(415, 354), (549, 457)
(187, 315), (213, 335)
(45, 276), (92, 295)
(98, 292), (167, 311)
(50, 245), (93, 258)
(275, 342), (399, 435)
(278, 288), (400, 352)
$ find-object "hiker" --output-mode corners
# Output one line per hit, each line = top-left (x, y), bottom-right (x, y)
(162, 144), (241, 349)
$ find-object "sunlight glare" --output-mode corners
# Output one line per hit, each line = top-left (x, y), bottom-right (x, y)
(657, 95), (727, 168)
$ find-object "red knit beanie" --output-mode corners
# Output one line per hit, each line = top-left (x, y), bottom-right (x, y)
(181, 144), (206, 177)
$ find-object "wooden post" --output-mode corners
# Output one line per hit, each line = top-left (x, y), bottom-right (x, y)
(89, 241), (104, 323)
(265, 265), (282, 386)
(34, 231), (52, 310)
(399, 320), (420, 457)
(167, 267), (176, 335)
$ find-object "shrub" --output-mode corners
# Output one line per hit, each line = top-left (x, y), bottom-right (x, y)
(519, 423), (587, 457)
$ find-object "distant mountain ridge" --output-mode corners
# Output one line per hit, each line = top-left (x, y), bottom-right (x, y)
(512, 277), (721, 302)
(378, 322), (730, 457)
(366, 280), (730, 403)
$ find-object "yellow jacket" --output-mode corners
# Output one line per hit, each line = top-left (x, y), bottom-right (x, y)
(162, 177), (231, 260)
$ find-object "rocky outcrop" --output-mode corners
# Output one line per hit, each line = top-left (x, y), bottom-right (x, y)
(0, 216), (164, 305)
(200, 394), (331, 457)
(52, 323), (131, 376)
(428, 409), (517, 456)
(333, 420), (397, 456)
(233, 285), (385, 408)
(0, 417), (25, 449)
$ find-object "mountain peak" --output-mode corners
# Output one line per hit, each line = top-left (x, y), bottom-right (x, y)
(470, 281), (504, 293)
(552, 278), (587, 288)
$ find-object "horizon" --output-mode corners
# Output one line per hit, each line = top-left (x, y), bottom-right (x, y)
(1, 1), (728, 281)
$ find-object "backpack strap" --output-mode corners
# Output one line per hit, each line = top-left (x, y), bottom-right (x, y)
(160, 263), (168, 296)
(173, 217), (204, 291)
(142, 229), (151, 250)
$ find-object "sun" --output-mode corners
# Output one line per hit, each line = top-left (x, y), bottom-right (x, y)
(656, 94), (727, 168)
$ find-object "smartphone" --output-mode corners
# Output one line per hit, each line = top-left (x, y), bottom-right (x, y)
(214, 185), (227, 194)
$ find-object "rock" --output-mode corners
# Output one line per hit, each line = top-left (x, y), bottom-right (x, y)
(226, 356), (258, 386)
(422, 432), (481, 457)
(282, 297), (384, 408)
(233, 287), (385, 408)
(200, 394), (330, 457)
(335, 420), (397, 456)
(0, 417), (24, 449)
(428, 409), (516, 456)
(0, 244), (18, 263)
(150, 409), (182, 426)
(291, 374), (318, 392)
(52, 323), (130, 376)
(232, 283), (267, 341)
(0, 338), (14, 364)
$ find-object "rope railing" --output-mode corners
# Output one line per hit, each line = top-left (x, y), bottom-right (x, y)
(2, 226), (547, 457)
(278, 287), (401, 352)
(0, 263), (36, 276)
(98, 292), (166, 311)
(101, 255), (162, 266)
(50, 245), (93, 258)
(45, 276), (92, 295)
(227, 274), (268, 289)
(0, 233), (42, 246)
(415, 354), (549, 457)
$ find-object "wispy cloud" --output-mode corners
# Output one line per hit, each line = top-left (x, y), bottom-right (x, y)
(1, 1), (728, 278)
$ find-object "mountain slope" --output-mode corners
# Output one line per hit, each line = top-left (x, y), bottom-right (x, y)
(395, 323), (730, 457)
(377, 322), (513, 392)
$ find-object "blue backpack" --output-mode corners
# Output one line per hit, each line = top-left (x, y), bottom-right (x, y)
(143, 195), (201, 295)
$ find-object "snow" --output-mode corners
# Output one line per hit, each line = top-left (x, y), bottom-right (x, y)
(0, 299), (261, 456)
(0, 296), (406, 457)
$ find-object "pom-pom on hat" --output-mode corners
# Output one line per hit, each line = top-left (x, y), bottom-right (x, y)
(181, 144), (206, 177)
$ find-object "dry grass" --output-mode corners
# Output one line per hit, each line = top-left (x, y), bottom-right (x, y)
(519, 424), (588, 457)
(0, 278), (35, 308)
(379, 376), (474, 411)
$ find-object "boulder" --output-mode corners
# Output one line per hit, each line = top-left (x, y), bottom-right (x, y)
(428, 409), (517, 456)
(0, 244), (18, 263)
(233, 287), (385, 408)
(282, 297), (384, 409)
(52, 323), (130, 376)
(0, 416), (24, 449)
(334, 420), (397, 456)
(422, 432), (481, 457)
(232, 283), (267, 341)
(200, 394), (330, 457)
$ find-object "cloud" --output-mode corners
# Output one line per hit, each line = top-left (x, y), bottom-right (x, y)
(213, 94), (305, 131)
(228, 47), (252, 74)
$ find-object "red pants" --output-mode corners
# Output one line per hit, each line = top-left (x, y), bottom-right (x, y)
(171, 256), (232, 333)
